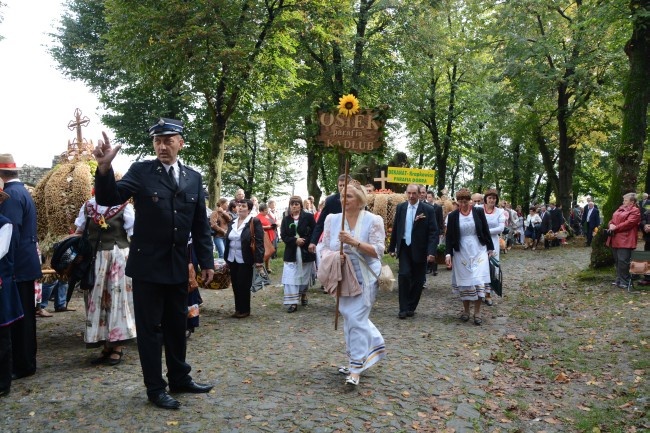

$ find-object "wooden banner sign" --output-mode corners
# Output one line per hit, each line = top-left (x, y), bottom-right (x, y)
(387, 166), (436, 185)
(316, 111), (384, 152)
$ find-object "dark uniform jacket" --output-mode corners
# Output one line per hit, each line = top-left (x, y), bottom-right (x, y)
(388, 200), (439, 262)
(0, 181), (42, 282)
(94, 160), (213, 285)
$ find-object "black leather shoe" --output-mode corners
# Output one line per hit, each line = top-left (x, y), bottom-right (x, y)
(398, 311), (407, 319)
(0, 387), (10, 397)
(169, 381), (213, 394)
(148, 392), (181, 409)
(406, 311), (415, 317)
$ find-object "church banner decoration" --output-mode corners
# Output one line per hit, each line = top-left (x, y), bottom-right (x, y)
(387, 167), (435, 185)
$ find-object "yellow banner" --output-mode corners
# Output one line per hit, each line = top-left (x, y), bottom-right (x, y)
(387, 167), (436, 185)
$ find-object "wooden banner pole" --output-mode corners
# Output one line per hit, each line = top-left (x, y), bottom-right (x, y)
(334, 153), (350, 330)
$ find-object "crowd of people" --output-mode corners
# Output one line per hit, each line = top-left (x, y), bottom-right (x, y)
(1, 115), (648, 406)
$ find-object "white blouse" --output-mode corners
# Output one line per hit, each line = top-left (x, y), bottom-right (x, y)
(227, 214), (253, 263)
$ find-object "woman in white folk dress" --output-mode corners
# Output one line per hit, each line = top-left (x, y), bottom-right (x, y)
(319, 182), (386, 386)
(280, 196), (316, 313)
(445, 188), (495, 326)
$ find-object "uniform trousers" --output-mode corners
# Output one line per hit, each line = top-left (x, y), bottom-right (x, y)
(397, 240), (427, 314)
(132, 279), (191, 397)
(11, 280), (37, 377)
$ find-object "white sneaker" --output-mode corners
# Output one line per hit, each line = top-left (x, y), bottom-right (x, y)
(345, 375), (360, 386)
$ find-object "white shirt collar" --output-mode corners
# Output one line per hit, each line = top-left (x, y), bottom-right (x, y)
(161, 161), (179, 173)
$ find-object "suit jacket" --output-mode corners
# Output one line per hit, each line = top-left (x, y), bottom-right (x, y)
(388, 200), (438, 262)
(582, 206), (600, 230)
(549, 207), (563, 231)
(0, 181), (42, 281)
(94, 160), (213, 285)
(310, 192), (341, 245)
(223, 216), (265, 265)
(431, 202), (443, 246)
(540, 211), (552, 233)
(280, 211), (316, 263)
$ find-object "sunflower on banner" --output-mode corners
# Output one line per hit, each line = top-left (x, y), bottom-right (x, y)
(338, 94), (360, 116)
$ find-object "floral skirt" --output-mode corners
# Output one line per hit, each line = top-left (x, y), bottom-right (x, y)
(84, 245), (136, 347)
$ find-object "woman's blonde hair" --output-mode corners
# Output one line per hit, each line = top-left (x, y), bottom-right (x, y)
(346, 181), (367, 209)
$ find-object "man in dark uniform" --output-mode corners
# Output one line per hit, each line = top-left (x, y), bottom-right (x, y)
(93, 118), (215, 410)
(389, 184), (438, 319)
(0, 154), (42, 380)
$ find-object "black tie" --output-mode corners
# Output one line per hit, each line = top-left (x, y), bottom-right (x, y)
(168, 166), (178, 190)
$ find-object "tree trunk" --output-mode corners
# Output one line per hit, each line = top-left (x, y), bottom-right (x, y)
(510, 139), (521, 208)
(207, 99), (228, 208)
(304, 116), (323, 206)
(591, 0), (650, 268)
(556, 81), (577, 224)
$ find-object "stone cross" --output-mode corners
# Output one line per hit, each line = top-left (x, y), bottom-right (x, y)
(374, 170), (390, 189)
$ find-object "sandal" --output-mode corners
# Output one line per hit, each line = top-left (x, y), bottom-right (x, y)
(287, 304), (298, 313)
(460, 313), (470, 322)
(485, 298), (494, 306)
(474, 316), (482, 326)
(107, 349), (124, 366)
(301, 294), (308, 306)
(338, 366), (350, 375)
(91, 349), (112, 365)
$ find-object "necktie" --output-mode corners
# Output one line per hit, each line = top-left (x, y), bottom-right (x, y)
(168, 166), (178, 190)
(405, 205), (415, 246)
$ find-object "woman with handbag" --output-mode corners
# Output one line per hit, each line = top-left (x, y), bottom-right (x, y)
(445, 188), (495, 326)
(224, 199), (264, 319)
(482, 189), (506, 306)
(280, 196), (316, 313)
(74, 196), (136, 366)
(209, 197), (231, 259)
(319, 182), (386, 386)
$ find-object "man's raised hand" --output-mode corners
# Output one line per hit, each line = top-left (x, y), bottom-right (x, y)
(93, 131), (122, 173)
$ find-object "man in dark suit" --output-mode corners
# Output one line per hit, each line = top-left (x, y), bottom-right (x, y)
(307, 174), (351, 254)
(582, 199), (600, 247)
(93, 119), (215, 410)
(424, 188), (443, 275)
(0, 154), (42, 381)
(389, 184), (438, 319)
(538, 205), (552, 248)
(548, 202), (563, 247)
